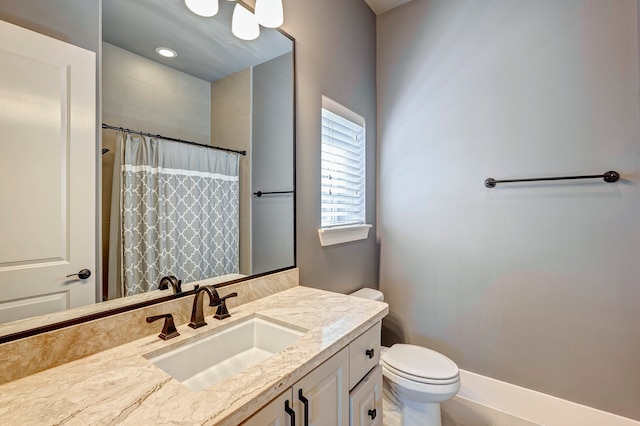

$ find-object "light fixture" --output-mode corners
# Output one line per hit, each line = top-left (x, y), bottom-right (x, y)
(255, 0), (283, 28)
(185, 0), (219, 17)
(232, 3), (260, 41)
(185, 0), (282, 41)
(155, 47), (177, 58)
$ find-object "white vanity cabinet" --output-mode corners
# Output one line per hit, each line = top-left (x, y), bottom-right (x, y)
(348, 322), (381, 388)
(293, 346), (350, 425)
(348, 322), (383, 426)
(242, 389), (294, 426)
(242, 321), (383, 426)
(349, 365), (383, 426)
(243, 346), (349, 425)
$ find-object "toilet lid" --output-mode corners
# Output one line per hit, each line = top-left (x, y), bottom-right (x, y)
(381, 344), (459, 381)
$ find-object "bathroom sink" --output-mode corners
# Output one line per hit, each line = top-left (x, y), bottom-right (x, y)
(145, 316), (305, 392)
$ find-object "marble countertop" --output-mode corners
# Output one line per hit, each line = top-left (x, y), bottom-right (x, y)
(0, 286), (388, 425)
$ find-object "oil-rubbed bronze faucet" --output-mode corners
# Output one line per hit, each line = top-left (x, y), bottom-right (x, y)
(158, 275), (182, 294)
(213, 292), (238, 320)
(188, 285), (221, 329)
(146, 314), (180, 340)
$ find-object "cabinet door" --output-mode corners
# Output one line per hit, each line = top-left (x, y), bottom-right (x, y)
(350, 365), (383, 426)
(242, 389), (294, 426)
(293, 347), (349, 426)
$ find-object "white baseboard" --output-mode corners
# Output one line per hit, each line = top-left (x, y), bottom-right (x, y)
(457, 370), (640, 426)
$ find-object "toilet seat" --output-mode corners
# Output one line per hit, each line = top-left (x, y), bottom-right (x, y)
(381, 344), (459, 385)
(382, 361), (460, 385)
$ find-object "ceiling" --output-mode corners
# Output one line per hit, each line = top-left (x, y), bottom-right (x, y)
(101, 0), (410, 83)
(363, 0), (413, 15)
(102, 0), (292, 83)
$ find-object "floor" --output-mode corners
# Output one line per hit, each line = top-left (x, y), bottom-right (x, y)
(382, 391), (403, 426)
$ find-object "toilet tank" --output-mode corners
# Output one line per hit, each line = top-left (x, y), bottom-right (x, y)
(349, 287), (384, 302)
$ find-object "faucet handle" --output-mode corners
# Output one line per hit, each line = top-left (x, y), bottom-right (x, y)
(213, 292), (238, 320)
(207, 286), (221, 307)
(146, 314), (180, 340)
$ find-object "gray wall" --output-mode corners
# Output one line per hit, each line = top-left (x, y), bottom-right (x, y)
(252, 53), (295, 275)
(278, 0), (379, 293)
(377, 0), (640, 420)
(0, 0), (99, 52)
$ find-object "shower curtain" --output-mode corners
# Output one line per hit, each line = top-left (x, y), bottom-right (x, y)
(108, 132), (240, 297)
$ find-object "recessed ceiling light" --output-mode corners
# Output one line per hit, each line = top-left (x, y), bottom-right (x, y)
(155, 47), (177, 58)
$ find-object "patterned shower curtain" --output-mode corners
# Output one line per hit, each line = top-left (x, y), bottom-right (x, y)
(110, 133), (240, 296)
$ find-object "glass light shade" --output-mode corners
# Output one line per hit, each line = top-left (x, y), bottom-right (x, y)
(232, 3), (260, 41)
(255, 0), (283, 28)
(185, 0), (219, 17)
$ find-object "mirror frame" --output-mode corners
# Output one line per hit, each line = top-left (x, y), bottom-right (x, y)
(0, 18), (297, 345)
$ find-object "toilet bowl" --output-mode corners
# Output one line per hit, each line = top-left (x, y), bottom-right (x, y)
(350, 288), (461, 426)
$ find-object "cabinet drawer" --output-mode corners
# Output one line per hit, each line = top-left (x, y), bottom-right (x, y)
(349, 365), (383, 426)
(349, 321), (381, 389)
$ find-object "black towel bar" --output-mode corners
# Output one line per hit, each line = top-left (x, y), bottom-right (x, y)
(485, 171), (619, 188)
(253, 190), (294, 197)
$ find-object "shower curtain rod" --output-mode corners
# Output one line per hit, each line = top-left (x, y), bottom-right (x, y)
(101, 123), (247, 156)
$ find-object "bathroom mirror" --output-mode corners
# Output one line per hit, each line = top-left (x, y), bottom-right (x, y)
(0, 0), (295, 337)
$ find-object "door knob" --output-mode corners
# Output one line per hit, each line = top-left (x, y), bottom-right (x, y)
(66, 269), (91, 280)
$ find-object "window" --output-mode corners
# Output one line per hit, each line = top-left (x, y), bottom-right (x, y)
(319, 96), (371, 246)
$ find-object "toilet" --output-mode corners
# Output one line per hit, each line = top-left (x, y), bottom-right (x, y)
(350, 288), (461, 426)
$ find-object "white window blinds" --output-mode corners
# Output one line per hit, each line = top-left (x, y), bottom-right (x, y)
(321, 97), (365, 228)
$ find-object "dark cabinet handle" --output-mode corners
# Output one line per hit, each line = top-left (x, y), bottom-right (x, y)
(298, 389), (309, 426)
(284, 399), (295, 426)
(368, 408), (377, 420)
(66, 269), (91, 280)
(366, 348), (375, 359)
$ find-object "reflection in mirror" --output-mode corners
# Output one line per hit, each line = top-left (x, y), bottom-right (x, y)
(0, 0), (294, 332)
(102, 0), (295, 299)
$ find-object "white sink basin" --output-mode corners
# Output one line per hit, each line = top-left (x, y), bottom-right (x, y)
(146, 316), (305, 392)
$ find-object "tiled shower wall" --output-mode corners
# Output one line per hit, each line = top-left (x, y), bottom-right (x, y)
(210, 68), (253, 276)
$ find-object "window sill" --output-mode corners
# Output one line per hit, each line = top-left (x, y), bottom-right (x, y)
(317, 224), (372, 247)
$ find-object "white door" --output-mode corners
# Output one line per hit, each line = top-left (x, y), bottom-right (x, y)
(0, 19), (96, 323)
